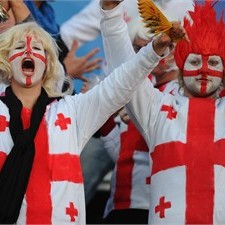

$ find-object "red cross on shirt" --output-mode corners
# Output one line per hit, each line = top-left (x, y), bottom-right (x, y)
(66, 202), (78, 222)
(155, 196), (171, 218)
(151, 98), (225, 224)
(55, 113), (71, 130)
(0, 115), (9, 132)
(0, 115), (9, 170)
(161, 105), (177, 120)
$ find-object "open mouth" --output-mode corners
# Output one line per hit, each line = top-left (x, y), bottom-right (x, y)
(22, 58), (35, 74)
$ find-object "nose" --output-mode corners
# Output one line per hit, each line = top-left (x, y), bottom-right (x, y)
(200, 56), (209, 74)
(24, 50), (32, 56)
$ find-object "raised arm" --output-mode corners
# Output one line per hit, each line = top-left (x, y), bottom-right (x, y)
(74, 38), (170, 150)
(99, 0), (188, 138)
(0, 0), (32, 23)
(9, 1), (31, 23)
(100, 0), (135, 74)
(0, 1), (33, 34)
(100, 0), (187, 72)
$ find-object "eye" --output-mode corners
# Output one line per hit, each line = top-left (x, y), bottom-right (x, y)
(208, 59), (219, 67)
(190, 59), (200, 66)
(15, 46), (24, 50)
(33, 46), (42, 51)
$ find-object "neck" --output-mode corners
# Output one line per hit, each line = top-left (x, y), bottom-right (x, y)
(11, 82), (42, 109)
(183, 87), (219, 99)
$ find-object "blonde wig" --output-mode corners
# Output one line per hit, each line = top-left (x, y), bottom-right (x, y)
(0, 22), (73, 97)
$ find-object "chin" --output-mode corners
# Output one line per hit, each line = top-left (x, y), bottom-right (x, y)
(195, 91), (217, 98)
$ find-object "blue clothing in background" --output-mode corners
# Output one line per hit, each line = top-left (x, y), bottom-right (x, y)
(24, 0), (59, 38)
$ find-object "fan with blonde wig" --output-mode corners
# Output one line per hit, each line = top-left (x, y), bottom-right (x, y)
(0, 22), (73, 97)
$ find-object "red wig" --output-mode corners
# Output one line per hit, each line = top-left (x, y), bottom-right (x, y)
(174, 1), (225, 71)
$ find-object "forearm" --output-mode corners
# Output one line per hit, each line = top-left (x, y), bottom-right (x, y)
(100, 2), (135, 74)
(76, 41), (163, 146)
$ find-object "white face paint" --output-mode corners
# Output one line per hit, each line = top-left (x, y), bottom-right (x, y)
(8, 35), (47, 87)
(183, 53), (223, 97)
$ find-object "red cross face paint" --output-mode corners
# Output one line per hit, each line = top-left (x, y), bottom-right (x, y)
(183, 53), (223, 97)
(8, 35), (47, 87)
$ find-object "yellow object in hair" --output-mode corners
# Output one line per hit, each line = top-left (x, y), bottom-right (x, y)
(138, 0), (172, 36)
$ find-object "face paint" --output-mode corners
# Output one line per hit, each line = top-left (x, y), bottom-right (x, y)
(183, 53), (223, 97)
(8, 35), (47, 87)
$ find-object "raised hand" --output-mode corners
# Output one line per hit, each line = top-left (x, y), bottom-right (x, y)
(8, 0), (30, 23)
(63, 40), (103, 81)
(170, 21), (189, 43)
(0, 1), (9, 12)
(153, 22), (188, 56)
(100, 0), (124, 10)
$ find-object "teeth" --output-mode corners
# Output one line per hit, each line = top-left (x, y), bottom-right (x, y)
(23, 59), (32, 63)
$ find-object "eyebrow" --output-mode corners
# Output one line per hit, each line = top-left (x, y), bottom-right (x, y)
(16, 41), (25, 44)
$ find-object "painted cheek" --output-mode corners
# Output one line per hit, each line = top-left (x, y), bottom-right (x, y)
(33, 52), (47, 65)
(9, 51), (24, 62)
